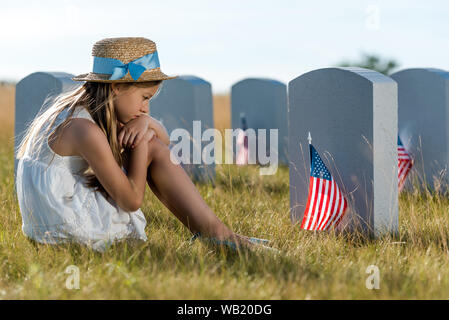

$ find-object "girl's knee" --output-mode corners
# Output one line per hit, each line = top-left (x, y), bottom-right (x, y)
(147, 137), (169, 161)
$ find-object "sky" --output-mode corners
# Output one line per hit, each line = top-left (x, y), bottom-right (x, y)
(1, 0), (448, 93)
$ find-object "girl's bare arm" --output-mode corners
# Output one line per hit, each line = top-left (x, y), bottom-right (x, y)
(65, 118), (151, 212)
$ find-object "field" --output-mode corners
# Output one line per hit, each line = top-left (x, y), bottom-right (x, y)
(1, 84), (449, 299)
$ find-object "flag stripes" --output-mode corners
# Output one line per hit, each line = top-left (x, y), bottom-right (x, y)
(236, 129), (249, 165)
(398, 137), (413, 192)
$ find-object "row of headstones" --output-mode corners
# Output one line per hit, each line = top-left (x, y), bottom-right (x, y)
(233, 68), (449, 237)
(233, 68), (449, 190)
(14, 68), (449, 237)
(14, 73), (286, 181)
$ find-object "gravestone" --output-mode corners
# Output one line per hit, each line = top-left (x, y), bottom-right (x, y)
(14, 72), (80, 176)
(231, 78), (288, 165)
(391, 68), (449, 191)
(288, 67), (398, 236)
(150, 75), (215, 182)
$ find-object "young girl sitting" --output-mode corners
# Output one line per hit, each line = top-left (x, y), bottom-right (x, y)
(15, 37), (270, 252)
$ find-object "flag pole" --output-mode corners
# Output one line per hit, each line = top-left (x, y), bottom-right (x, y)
(307, 131), (313, 168)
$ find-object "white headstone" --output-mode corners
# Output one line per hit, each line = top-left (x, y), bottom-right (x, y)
(150, 75), (215, 182)
(288, 67), (398, 236)
(391, 68), (449, 191)
(231, 78), (288, 165)
(14, 72), (80, 176)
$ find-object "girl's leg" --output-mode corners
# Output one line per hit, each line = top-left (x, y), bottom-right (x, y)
(144, 137), (237, 241)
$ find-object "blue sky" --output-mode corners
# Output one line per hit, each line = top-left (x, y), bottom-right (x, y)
(1, 0), (448, 93)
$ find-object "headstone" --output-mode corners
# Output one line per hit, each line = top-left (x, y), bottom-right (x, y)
(231, 78), (288, 165)
(391, 68), (449, 191)
(14, 72), (80, 176)
(288, 67), (398, 236)
(150, 75), (215, 182)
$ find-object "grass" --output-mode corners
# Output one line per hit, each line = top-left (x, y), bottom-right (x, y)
(1, 84), (449, 299)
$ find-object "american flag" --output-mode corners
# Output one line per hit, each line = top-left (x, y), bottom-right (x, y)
(398, 136), (413, 192)
(236, 114), (249, 165)
(301, 144), (348, 231)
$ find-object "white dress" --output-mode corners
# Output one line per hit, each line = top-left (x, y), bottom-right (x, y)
(16, 106), (148, 252)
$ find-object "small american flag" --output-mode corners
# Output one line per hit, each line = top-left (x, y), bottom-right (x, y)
(301, 143), (348, 231)
(398, 136), (413, 192)
(236, 114), (249, 165)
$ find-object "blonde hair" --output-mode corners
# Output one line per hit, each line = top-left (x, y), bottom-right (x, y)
(16, 80), (163, 197)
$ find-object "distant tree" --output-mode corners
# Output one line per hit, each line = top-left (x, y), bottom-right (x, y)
(338, 53), (399, 75)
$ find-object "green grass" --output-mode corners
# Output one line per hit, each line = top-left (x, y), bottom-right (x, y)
(1, 132), (449, 299)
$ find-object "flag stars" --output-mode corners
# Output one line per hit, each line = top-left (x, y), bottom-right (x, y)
(311, 148), (332, 180)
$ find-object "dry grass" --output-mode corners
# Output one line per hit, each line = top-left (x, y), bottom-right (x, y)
(213, 94), (231, 133)
(0, 85), (14, 135)
(1, 85), (449, 299)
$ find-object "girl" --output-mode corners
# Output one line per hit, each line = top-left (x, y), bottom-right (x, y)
(15, 37), (271, 252)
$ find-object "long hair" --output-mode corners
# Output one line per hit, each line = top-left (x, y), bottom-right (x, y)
(16, 80), (163, 197)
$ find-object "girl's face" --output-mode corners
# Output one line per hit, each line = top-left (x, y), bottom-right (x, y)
(111, 83), (160, 124)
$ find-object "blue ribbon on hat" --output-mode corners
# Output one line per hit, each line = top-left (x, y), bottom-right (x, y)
(92, 51), (160, 81)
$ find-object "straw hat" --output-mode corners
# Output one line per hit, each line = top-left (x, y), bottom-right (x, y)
(72, 37), (177, 82)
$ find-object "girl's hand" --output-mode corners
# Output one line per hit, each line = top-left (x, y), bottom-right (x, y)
(118, 114), (152, 149)
(139, 114), (170, 146)
(142, 128), (156, 144)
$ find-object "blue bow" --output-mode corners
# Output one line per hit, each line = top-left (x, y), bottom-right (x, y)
(92, 51), (160, 81)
